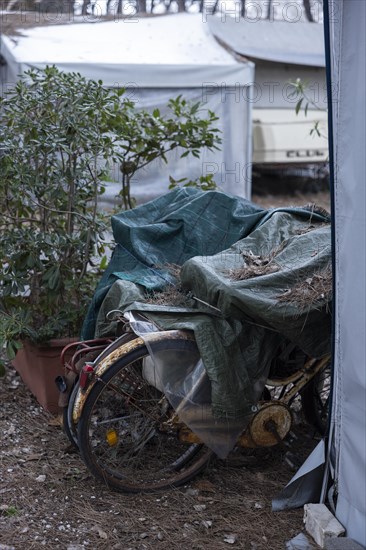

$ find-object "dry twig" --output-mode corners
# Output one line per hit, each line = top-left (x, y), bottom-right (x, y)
(277, 264), (332, 310)
(228, 249), (280, 281)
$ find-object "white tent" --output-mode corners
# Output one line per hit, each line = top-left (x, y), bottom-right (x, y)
(207, 16), (327, 109)
(273, 2), (366, 545)
(326, 0), (366, 545)
(0, 14), (254, 202)
(207, 16), (328, 167)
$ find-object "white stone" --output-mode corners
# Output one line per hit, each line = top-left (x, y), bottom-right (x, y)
(224, 534), (238, 544)
(304, 503), (345, 548)
(35, 475), (46, 482)
(193, 504), (206, 512)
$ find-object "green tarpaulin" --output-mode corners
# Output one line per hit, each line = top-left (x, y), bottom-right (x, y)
(83, 188), (331, 419)
(82, 188), (266, 339)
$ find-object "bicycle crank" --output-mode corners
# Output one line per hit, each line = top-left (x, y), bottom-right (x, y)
(239, 402), (292, 448)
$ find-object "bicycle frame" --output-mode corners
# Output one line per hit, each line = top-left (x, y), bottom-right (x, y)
(179, 353), (330, 448)
(69, 326), (330, 451)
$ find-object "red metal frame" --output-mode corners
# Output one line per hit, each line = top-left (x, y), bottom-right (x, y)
(61, 338), (116, 374)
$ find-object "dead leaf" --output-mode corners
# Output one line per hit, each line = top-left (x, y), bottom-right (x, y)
(48, 415), (63, 427)
(193, 480), (216, 493)
(91, 526), (108, 539)
(25, 453), (44, 462)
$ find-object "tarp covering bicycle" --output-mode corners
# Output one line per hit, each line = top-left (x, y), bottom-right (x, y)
(82, 188), (331, 430)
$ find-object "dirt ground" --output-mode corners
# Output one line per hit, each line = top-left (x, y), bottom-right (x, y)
(0, 185), (330, 550)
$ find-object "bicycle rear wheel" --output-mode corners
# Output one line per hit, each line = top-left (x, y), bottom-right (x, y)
(77, 335), (212, 493)
(302, 360), (331, 436)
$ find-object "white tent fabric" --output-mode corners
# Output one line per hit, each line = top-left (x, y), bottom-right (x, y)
(0, 14), (254, 201)
(1, 14), (248, 86)
(208, 17), (325, 67)
(328, 0), (366, 545)
(207, 16), (327, 113)
(261, 2), (365, 543)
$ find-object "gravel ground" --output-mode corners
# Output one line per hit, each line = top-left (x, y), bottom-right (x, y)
(0, 365), (322, 550)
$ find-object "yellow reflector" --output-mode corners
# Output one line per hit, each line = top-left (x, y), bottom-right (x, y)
(106, 428), (118, 447)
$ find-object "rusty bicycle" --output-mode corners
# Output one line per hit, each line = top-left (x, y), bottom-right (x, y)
(61, 327), (330, 493)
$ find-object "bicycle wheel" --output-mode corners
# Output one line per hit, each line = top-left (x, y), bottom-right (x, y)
(63, 380), (80, 449)
(77, 336), (213, 493)
(63, 335), (137, 450)
(302, 360), (331, 436)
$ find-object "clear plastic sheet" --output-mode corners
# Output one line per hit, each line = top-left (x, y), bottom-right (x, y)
(125, 312), (254, 458)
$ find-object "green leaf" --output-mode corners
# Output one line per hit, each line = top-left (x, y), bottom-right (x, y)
(6, 340), (19, 360)
(190, 102), (200, 115)
(99, 255), (108, 270)
(295, 98), (303, 115)
(0, 361), (6, 376)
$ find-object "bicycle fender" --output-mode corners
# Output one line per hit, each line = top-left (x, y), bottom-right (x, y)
(72, 330), (194, 424)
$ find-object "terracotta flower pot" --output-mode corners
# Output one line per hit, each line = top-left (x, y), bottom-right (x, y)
(12, 338), (78, 414)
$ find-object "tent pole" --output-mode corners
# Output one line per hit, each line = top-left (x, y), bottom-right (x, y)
(320, 0), (337, 504)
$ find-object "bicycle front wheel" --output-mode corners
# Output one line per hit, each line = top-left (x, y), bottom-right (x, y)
(63, 380), (80, 449)
(77, 335), (212, 493)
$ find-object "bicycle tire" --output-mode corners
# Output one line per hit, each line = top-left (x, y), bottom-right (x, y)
(62, 336), (136, 450)
(77, 336), (213, 493)
(63, 380), (80, 449)
(301, 360), (331, 436)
